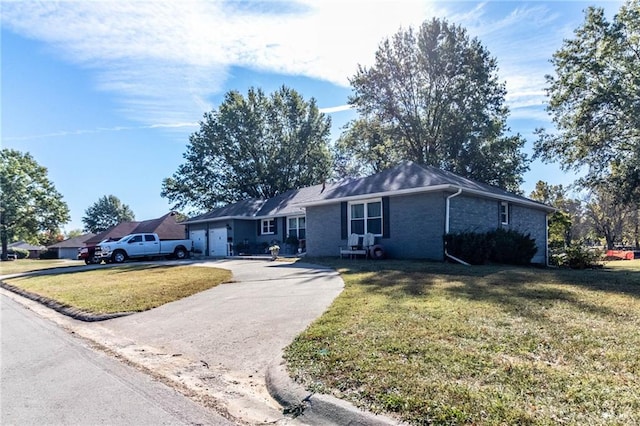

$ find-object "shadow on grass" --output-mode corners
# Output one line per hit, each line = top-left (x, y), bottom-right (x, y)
(309, 257), (640, 321)
(10, 263), (184, 279)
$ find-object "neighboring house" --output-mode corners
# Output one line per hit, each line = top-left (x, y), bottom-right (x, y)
(47, 233), (95, 260)
(7, 241), (46, 259)
(183, 162), (555, 263)
(83, 212), (186, 246)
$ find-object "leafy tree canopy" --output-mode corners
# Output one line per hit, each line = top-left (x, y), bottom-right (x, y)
(339, 18), (529, 192)
(0, 149), (70, 258)
(82, 195), (135, 233)
(535, 0), (640, 204)
(529, 181), (582, 247)
(162, 86), (333, 212)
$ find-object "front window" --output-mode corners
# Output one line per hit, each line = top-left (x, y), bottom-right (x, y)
(262, 218), (275, 235)
(288, 216), (306, 240)
(349, 199), (382, 236)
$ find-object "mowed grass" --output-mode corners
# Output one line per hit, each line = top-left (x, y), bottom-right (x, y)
(0, 259), (84, 275)
(285, 259), (640, 425)
(3, 264), (232, 314)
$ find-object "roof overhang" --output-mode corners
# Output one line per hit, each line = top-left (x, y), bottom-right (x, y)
(297, 184), (556, 213)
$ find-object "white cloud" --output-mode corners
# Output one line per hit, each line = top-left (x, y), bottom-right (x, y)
(1, 1), (441, 125)
(1, 1), (622, 126)
(3, 122), (199, 142)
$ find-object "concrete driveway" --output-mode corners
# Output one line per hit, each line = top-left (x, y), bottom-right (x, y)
(86, 259), (344, 423)
(1, 258), (344, 424)
(102, 259), (343, 372)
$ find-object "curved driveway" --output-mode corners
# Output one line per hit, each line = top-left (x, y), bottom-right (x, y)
(2, 259), (344, 424)
(101, 259), (344, 374)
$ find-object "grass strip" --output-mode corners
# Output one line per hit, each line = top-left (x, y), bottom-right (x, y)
(3, 264), (231, 314)
(285, 259), (640, 425)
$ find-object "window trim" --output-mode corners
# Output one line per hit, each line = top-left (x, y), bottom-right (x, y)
(261, 218), (275, 235)
(500, 201), (509, 225)
(348, 198), (383, 236)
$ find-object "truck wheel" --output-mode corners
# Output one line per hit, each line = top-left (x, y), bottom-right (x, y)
(84, 259), (91, 265)
(174, 247), (187, 260)
(112, 251), (126, 264)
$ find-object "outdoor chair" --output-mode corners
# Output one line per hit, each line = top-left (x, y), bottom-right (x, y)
(340, 233), (368, 259)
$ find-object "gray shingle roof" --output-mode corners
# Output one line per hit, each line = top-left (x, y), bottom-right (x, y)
(301, 162), (550, 209)
(48, 233), (95, 249)
(184, 162), (553, 223)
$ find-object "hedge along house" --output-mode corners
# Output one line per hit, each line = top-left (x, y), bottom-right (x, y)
(183, 162), (555, 263)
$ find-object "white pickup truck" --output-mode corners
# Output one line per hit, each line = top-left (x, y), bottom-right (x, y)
(95, 233), (192, 264)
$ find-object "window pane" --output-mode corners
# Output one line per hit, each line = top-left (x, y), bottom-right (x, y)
(367, 202), (381, 218)
(263, 219), (274, 234)
(298, 229), (306, 239)
(299, 217), (305, 228)
(367, 218), (382, 235)
(288, 218), (297, 230)
(351, 204), (364, 219)
(351, 219), (365, 235)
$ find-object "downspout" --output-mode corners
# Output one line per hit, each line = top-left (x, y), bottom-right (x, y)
(444, 188), (470, 266)
(546, 213), (550, 267)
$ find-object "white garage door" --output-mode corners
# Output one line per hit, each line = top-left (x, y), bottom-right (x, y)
(190, 230), (206, 254)
(209, 228), (228, 257)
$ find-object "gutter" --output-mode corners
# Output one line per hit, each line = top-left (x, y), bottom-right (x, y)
(444, 188), (470, 266)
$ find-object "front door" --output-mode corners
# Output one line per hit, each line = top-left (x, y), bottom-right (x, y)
(209, 228), (228, 257)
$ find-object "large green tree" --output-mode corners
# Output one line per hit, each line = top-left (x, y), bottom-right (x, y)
(162, 86), (333, 212)
(583, 184), (636, 249)
(82, 195), (135, 233)
(535, 0), (640, 203)
(339, 18), (529, 192)
(0, 149), (70, 259)
(529, 181), (584, 247)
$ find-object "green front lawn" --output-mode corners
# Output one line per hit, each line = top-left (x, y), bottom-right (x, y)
(3, 264), (232, 313)
(285, 259), (640, 425)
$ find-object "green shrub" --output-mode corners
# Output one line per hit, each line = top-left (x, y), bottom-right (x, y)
(488, 228), (537, 265)
(550, 245), (603, 269)
(444, 229), (537, 266)
(9, 248), (30, 259)
(444, 232), (492, 265)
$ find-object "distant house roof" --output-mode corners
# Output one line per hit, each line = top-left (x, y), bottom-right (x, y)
(48, 233), (95, 249)
(83, 212), (186, 245)
(8, 241), (46, 251)
(184, 162), (553, 224)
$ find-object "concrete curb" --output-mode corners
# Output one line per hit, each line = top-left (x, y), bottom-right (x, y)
(266, 360), (404, 426)
(0, 281), (134, 322)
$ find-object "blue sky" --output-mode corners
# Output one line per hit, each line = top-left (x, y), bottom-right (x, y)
(1, 1), (623, 233)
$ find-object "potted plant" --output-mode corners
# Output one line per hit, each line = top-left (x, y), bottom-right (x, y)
(269, 243), (280, 260)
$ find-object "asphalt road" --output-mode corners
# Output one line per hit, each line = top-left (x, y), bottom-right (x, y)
(1, 294), (233, 426)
